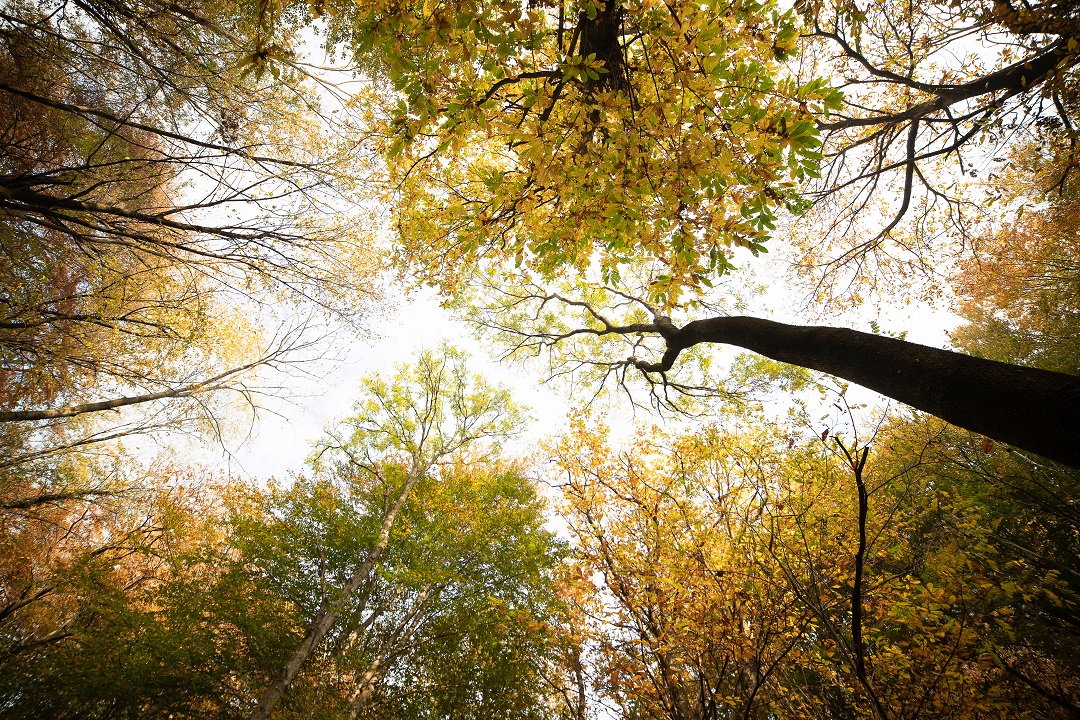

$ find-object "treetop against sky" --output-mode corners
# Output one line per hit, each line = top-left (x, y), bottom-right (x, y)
(2, 2), (1079, 718)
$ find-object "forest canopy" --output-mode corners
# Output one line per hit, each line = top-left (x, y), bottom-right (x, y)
(1, 0), (1078, 718)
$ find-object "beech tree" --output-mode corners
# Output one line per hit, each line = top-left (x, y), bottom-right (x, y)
(0, 461), (224, 699)
(1, 351), (566, 720)
(553, 418), (811, 720)
(464, 275), (1080, 467)
(250, 347), (526, 719)
(281, 0), (1080, 467)
(0, 3), (371, 636)
(310, 0), (841, 300)
(857, 416), (1080, 719)
(237, 463), (562, 720)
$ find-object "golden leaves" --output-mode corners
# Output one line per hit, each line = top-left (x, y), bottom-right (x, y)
(347, 0), (835, 301)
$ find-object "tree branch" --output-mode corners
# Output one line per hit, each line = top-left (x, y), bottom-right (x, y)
(817, 38), (1074, 132)
(0, 354), (280, 423)
(0, 82), (315, 169)
(620, 314), (1080, 467)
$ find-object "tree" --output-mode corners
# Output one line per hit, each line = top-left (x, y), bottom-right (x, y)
(935, 144), (1080, 716)
(250, 346), (525, 719)
(552, 418), (812, 720)
(764, 426), (1003, 720)
(950, 143), (1080, 375)
(314, 0), (840, 300)
(302, 0), (1080, 467)
(550, 412), (1080, 720)
(466, 277), (1080, 467)
(338, 464), (564, 720)
(1, 350), (567, 720)
(0, 3), (375, 625)
(233, 462), (563, 720)
(0, 0), (379, 471)
(0, 461), (234, 714)
(852, 416), (1080, 719)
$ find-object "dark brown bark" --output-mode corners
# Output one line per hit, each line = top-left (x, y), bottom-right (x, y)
(1, 489), (114, 510)
(837, 441), (889, 720)
(816, 37), (1075, 132)
(636, 315), (1080, 468)
(576, 0), (625, 92)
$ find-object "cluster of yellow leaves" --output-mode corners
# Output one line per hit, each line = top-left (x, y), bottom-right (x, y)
(951, 147), (1080, 374)
(549, 413), (1078, 719)
(552, 418), (818, 718)
(322, 0), (840, 303)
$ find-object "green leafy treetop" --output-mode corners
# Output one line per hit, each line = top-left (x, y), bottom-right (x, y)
(318, 0), (840, 302)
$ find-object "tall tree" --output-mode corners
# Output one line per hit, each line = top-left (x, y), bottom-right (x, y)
(553, 418), (812, 720)
(233, 462), (564, 720)
(1, 350), (566, 720)
(465, 275), (1080, 467)
(250, 347), (524, 719)
(315, 0), (839, 300)
(950, 142), (1080, 375)
(336, 464), (564, 720)
(0, 461), (233, 713)
(0, 0), (379, 470)
(551, 412), (1080, 720)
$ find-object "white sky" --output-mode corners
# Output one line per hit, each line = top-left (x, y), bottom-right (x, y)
(222, 286), (573, 479)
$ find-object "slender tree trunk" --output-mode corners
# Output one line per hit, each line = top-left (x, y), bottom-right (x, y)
(346, 666), (383, 719)
(0, 356), (272, 423)
(838, 441), (890, 720)
(346, 584), (435, 719)
(639, 316), (1080, 468)
(249, 471), (423, 720)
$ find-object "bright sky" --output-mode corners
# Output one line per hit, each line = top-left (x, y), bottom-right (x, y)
(223, 286), (572, 479)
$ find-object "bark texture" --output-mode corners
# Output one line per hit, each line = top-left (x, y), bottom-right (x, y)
(639, 316), (1080, 468)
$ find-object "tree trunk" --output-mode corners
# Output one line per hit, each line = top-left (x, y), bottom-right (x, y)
(249, 471), (423, 720)
(640, 316), (1080, 468)
(346, 584), (436, 719)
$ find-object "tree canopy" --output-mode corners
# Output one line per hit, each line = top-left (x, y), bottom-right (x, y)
(314, 0), (841, 299)
(3, 0), (1080, 718)
(292, 0), (1080, 465)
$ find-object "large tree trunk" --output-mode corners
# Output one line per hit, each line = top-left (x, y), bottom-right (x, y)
(639, 316), (1080, 468)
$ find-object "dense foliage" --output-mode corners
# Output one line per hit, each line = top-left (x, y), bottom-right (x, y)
(2, 0), (1078, 718)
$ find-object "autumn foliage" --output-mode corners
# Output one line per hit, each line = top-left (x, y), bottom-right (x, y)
(3, 0), (1079, 718)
